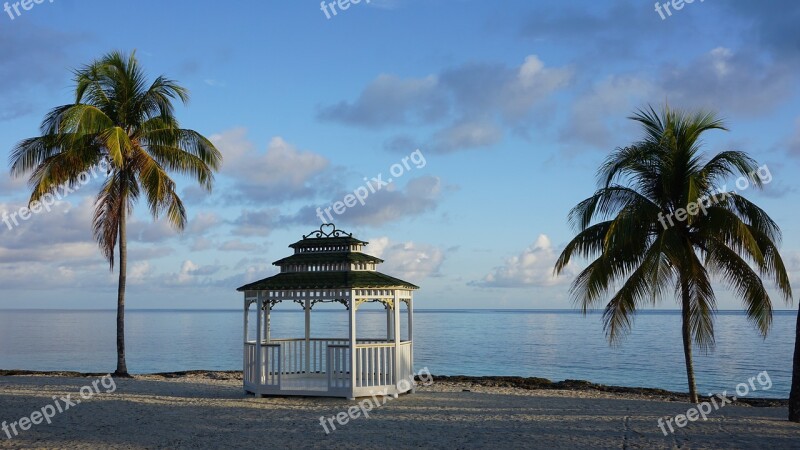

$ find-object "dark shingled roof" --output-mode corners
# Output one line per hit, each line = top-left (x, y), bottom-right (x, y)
(289, 236), (367, 248)
(272, 252), (383, 266)
(237, 271), (419, 292)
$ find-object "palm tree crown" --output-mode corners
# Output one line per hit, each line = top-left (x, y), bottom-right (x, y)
(554, 105), (792, 401)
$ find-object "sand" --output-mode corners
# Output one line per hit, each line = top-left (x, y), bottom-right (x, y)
(0, 373), (798, 449)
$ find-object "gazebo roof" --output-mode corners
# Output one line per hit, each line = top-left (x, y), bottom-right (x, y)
(289, 236), (367, 248)
(272, 252), (384, 266)
(237, 271), (418, 291)
(236, 224), (418, 292)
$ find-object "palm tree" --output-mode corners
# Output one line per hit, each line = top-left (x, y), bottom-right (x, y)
(9, 51), (222, 376)
(554, 105), (792, 403)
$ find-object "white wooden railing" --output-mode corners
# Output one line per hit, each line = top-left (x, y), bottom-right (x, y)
(245, 338), (413, 391)
(327, 345), (350, 389)
(244, 342), (281, 387)
(354, 343), (394, 387)
(397, 341), (413, 384)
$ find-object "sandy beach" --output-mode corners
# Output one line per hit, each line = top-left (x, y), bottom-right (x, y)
(0, 372), (797, 449)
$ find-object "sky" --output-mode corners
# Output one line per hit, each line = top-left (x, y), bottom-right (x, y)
(0, 0), (799, 310)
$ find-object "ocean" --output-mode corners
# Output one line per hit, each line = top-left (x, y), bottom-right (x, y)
(0, 309), (796, 398)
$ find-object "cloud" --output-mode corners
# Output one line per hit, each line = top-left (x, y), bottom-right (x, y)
(297, 176), (443, 227)
(0, 198), (107, 289)
(164, 260), (224, 286)
(0, 196), (175, 290)
(121, 259), (227, 288)
(659, 47), (795, 116)
(367, 237), (447, 280)
(212, 129), (332, 203)
(317, 75), (447, 127)
(187, 212), (223, 234)
(128, 218), (176, 243)
(560, 75), (656, 149)
(788, 118), (800, 158)
(219, 239), (262, 252)
(322, 55), (571, 154)
(440, 55), (572, 123)
(560, 47), (796, 154)
(231, 208), (283, 237)
(0, 172), (28, 196)
(428, 119), (504, 154)
(215, 260), (276, 289)
(518, 1), (678, 65)
(471, 235), (574, 288)
(719, 0), (800, 61)
(0, 25), (83, 121)
(0, 197), (95, 249)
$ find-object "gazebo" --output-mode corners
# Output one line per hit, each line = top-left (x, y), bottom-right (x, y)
(237, 224), (419, 399)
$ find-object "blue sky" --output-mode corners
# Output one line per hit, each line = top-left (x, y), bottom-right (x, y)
(0, 0), (799, 310)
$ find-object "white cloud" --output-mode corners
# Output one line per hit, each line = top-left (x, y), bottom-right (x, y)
(560, 75), (655, 148)
(659, 47), (795, 115)
(367, 237), (446, 280)
(429, 120), (504, 154)
(161, 260), (224, 286)
(318, 74), (447, 127)
(560, 47), (795, 154)
(212, 129), (331, 202)
(219, 239), (259, 252)
(337, 176), (443, 226)
(231, 208), (282, 237)
(324, 55), (572, 153)
(187, 212), (222, 234)
(472, 235), (574, 288)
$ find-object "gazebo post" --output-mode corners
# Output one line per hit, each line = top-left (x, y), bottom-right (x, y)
(304, 298), (311, 374)
(348, 292), (357, 400)
(264, 294), (271, 343)
(392, 290), (401, 398)
(255, 292), (264, 395)
(243, 296), (249, 393)
(386, 305), (392, 341)
(408, 297), (415, 393)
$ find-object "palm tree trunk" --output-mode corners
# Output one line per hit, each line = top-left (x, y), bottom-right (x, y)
(681, 281), (699, 403)
(789, 304), (800, 422)
(114, 200), (128, 377)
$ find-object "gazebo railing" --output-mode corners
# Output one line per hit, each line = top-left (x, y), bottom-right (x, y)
(257, 338), (391, 375)
(245, 338), (413, 392)
(244, 343), (281, 387)
(397, 341), (413, 384)
(327, 345), (350, 389)
(354, 343), (394, 387)
(353, 341), (413, 388)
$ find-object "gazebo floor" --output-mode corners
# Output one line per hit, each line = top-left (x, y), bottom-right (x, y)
(247, 373), (406, 398)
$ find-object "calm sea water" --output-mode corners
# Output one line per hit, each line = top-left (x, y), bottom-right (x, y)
(0, 309), (796, 398)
